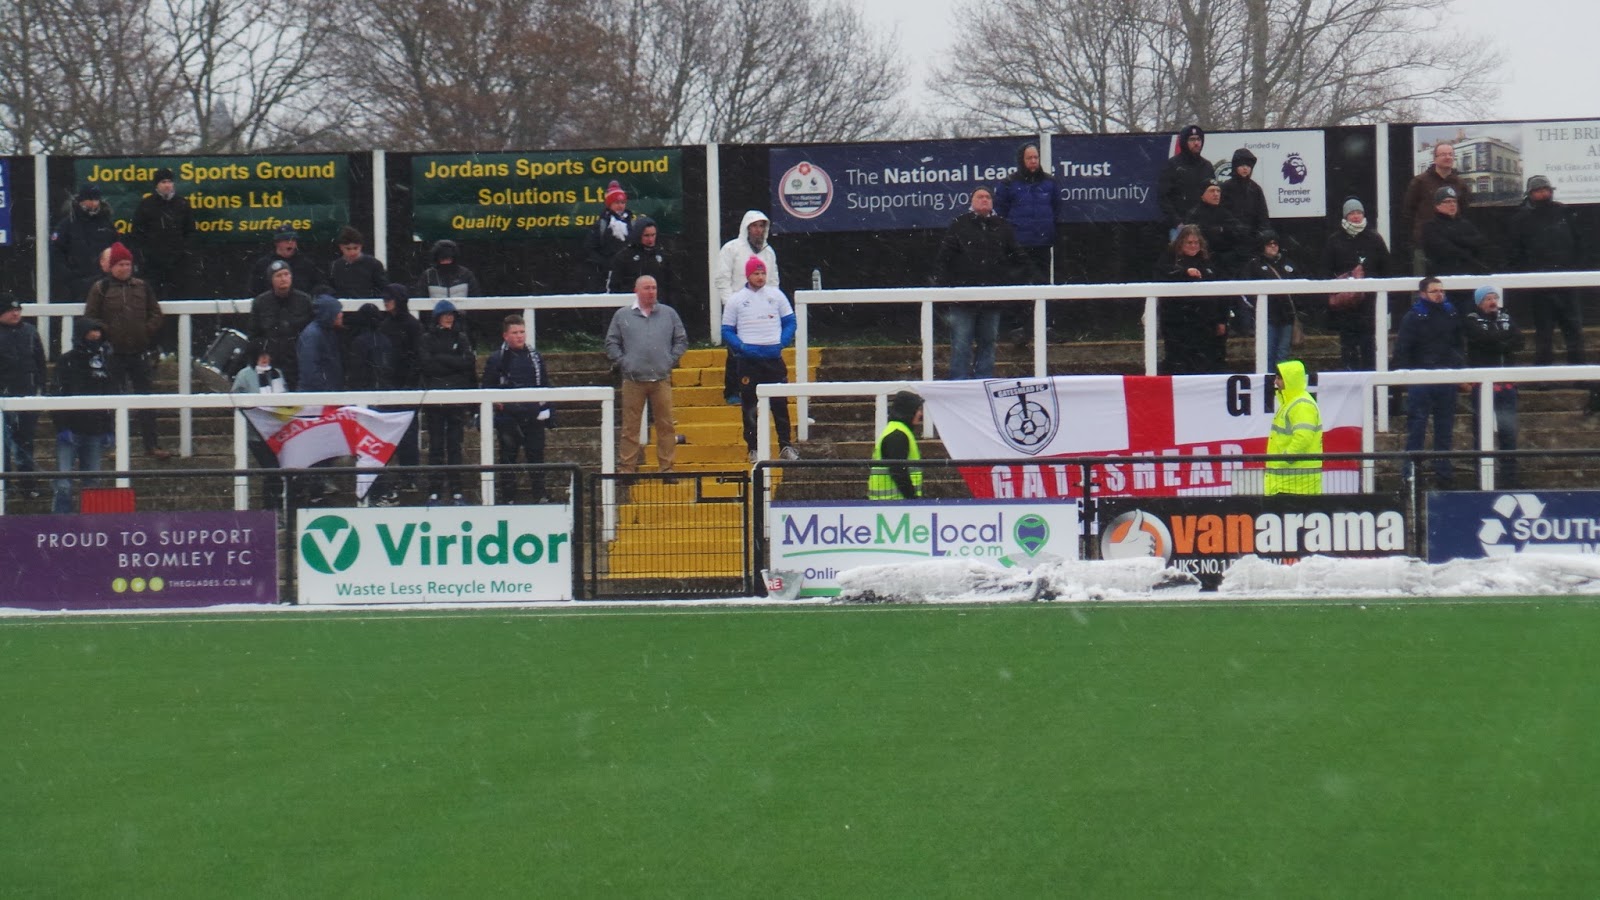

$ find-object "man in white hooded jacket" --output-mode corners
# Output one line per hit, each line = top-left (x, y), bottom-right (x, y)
(714, 211), (778, 404)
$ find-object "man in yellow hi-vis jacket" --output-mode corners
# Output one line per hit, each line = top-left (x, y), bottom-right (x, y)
(1265, 359), (1323, 495)
(869, 391), (924, 500)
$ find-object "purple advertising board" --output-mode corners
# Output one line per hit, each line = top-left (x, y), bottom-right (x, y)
(0, 511), (279, 610)
(768, 137), (1026, 233)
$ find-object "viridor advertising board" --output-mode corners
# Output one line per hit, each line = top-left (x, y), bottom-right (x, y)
(296, 505), (574, 603)
(766, 500), (1080, 598)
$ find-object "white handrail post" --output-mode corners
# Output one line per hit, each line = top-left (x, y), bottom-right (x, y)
(372, 151), (388, 265)
(601, 395), (616, 540)
(33, 154), (52, 349)
(233, 411), (249, 511)
(920, 299), (935, 439)
(0, 410), (8, 514)
(1376, 290), (1391, 431)
(178, 313), (193, 456)
(706, 142), (724, 346)
(479, 400), (496, 506)
(1254, 293), (1269, 374)
(114, 409), (131, 488)
(1478, 380), (1496, 491)
(796, 300), (810, 441)
(874, 392), (888, 440)
(1033, 297), (1047, 377)
(1360, 378), (1376, 493)
(524, 306), (536, 349)
(1143, 297), (1159, 375)
(757, 389), (772, 462)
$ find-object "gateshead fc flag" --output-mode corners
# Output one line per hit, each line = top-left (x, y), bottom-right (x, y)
(242, 406), (415, 499)
(919, 372), (1373, 499)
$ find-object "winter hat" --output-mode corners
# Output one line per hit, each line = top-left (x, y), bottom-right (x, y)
(0, 294), (22, 314)
(1474, 285), (1502, 307)
(1179, 124), (1205, 148)
(1257, 228), (1279, 248)
(76, 184), (102, 201)
(1342, 197), (1365, 218)
(153, 167), (175, 184)
(107, 242), (134, 266)
(273, 224), (298, 241)
(433, 299), (458, 318)
(1433, 185), (1459, 204)
(381, 283), (410, 307)
(604, 181), (627, 205)
(889, 390), (924, 422)
(1526, 175), (1553, 194)
(745, 256), (766, 279)
(336, 225), (363, 246)
(1231, 148), (1257, 169)
(267, 259), (291, 275)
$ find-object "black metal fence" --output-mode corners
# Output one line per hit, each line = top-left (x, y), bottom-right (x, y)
(586, 470), (752, 599)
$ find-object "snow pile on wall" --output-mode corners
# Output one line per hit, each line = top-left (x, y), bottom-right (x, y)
(834, 558), (1201, 604)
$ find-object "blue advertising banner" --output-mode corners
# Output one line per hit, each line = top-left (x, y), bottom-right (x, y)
(0, 158), (11, 245)
(1049, 134), (1170, 223)
(1427, 491), (1600, 562)
(768, 138), (1026, 233)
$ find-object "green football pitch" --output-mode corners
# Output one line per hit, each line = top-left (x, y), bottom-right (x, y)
(4, 599), (1599, 898)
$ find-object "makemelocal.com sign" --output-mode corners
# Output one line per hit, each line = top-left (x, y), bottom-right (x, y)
(296, 505), (574, 603)
(74, 155), (350, 243)
(767, 500), (1080, 598)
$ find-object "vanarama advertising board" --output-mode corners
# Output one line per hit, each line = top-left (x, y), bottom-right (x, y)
(767, 500), (1079, 598)
(297, 505), (574, 603)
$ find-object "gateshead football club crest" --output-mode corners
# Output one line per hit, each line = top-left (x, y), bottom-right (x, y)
(985, 379), (1059, 455)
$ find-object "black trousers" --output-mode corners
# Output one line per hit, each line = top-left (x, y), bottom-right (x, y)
(738, 356), (791, 451)
(111, 352), (160, 452)
(495, 414), (548, 502)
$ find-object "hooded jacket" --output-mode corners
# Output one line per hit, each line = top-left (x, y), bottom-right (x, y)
(607, 216), (672, 298)
(993, 143), (1060, 249)
(296, 295), (345, 391)
(52, 318), (116, 435)
(345, 304), (394, 391)
(51, 202), (118, 285)
(1393, 296), (1464, 369)
(85, 273), (164, 355)
(418, 241), (481, 300)
(1464, 297), (1523, 369)
(328, 252), (389, 299)
(378, 290), (424, 389)
(1220, 148), (1271, 237)
(1265, 360), (1322, 495)
(0, 311), (46, 397)
(1158, 125), (1213, 228)
(130, 190), (196, 269)
(715, 211), (778, 301)
(1508, 195), (1579, 273)
(418, 314), (477, 390)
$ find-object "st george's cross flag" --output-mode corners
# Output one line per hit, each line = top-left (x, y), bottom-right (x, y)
(242, 406), (415, 499)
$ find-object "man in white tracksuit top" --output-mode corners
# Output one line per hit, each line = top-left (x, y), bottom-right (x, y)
(715, 210), (778, 403)
(722, 256), (796, 461)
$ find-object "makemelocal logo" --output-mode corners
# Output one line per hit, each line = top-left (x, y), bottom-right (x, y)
(1013, 513), (1050, 556)
(302, 515), (361, 574)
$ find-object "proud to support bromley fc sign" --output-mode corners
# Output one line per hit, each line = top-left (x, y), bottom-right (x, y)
(297, 505), (574, 603)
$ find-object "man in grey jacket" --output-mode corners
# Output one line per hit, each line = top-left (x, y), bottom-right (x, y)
(605, 275), (688, 475)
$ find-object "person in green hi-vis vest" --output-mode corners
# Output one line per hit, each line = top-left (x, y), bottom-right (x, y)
(1264, 359), (1323, 496)
(869, 391), (924, 501)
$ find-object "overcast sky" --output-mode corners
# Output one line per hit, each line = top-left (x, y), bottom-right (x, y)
(868, 0), (1600, 125)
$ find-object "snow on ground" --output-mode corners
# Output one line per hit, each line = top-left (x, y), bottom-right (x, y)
(5, 555), (1600, 617)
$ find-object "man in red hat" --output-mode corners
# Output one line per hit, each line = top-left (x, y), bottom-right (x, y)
(722, 256), (798, 462)
(585, 180), (635, 291)
(86, 242), (171, 459)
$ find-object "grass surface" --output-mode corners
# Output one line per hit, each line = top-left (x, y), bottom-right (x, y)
(4, 599), (1599, 898)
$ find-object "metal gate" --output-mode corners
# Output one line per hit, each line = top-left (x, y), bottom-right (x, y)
(586, 471), (752, 598)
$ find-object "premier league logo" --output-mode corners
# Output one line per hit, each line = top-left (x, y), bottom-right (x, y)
(1281, 153), (1308, 185)
(985, 379), (1059, 455)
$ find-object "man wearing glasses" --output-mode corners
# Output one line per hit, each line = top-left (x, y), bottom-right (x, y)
(1393, 276), (1464, 489)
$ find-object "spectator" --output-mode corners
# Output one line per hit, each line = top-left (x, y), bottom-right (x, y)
(1421, 186), (1493, 277)
(248, 225), (323, 297)
(344, 303), (393, 391)
(723, 257), (799, 462)
(868, 390), (924, 501)
(483, 315), (554, 503)
(1221, 148), (1271, 239)
(417, 239), (481, 344)
(86, 241), (170, 459)
(715, 211), (778, 404)
(1158, 125), (1211, 238)
(607, 216), (671, 300)
(419, 299), (476, 504)
(296, 294), (345, 392)
(1264, 360), (1322, 496)
(51, 185), (118, 301)
(936, 186), (1027, 379)
(1154, 225), (1227, 375)
(129, 168), (195, 299)
(605, 275), (687, 477)
(1393, 276), (1464, 489)
(1402, 141), (1470, 274)
(1187, 180), (1249, 277)
(0, 294), (46, 482)
(50, 318), (116, 514)
(1243, 229), (1302, 374)
(327, 226), (388, 299)
(585, 181), (635, 291)
(372, 283), (423, 506)
(250, 259), (314, 388)
(993, 142), (1059, 283)
(1463, 285), (1523, 488)
(1321, 197), (1390, 371)
(1508, 175), (1588, 375)
(231, 344), (287, 510)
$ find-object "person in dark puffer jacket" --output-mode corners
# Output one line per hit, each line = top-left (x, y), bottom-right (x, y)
(1393, 276), (1464, 488)
(483, 314), (554, 503)
(1158, 124), (1212, 236)
(993, 142), (1059, 283)
(1220, 147), (1271, 238)
(51, 318), (117, 513)
(0, 293), (47, 477)
(419, 299), (477, 503)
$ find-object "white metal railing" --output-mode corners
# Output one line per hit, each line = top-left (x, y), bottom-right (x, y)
(0, 386), (616, 517)
(791, 270), (1600, 441)
(23, 292), (629, 456)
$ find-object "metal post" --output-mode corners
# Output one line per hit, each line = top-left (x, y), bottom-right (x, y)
(873, 393), (888, 441)
(34, 154), (51, 347)
(1033, 298), (1047, 377)
(114, 408), (131, 488)
(233, 411), (249, 511)
(178, 313), (193, 455)
(757, 391), (772, 462)
(1254, 293), (1269, 374)
(1360, 377), (1376, 494)
(796, 295), (810, 441)
(480, 399), (496, 505)
(706, 142), (724, 345)
(920, 300), (935, 439)
(1376, 290), (1392, 431)
(1477, 380), (1495, 490)
(371, 150), (388, 266)
(525, 307), (536, 350)
(1143, 297), (1159, 375)
(601, 396), (616, 540)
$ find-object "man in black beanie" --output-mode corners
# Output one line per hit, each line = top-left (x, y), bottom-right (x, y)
(130, 167), (196, 299)
(1221, 147), (1271, 238)
(1158, 125), (1212, 239)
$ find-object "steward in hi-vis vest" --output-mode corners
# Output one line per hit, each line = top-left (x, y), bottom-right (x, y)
(1265, 359), (1323, 495)
(869, 391), (924, 501)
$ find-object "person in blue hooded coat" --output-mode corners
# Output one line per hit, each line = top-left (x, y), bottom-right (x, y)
(296, 294), (345, 392)
(993, 142), (1059, 283)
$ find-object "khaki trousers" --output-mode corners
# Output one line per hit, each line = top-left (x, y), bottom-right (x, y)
(619, 379), (676, 473)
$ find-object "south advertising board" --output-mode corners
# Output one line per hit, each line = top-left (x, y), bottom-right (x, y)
(766, 500), (1079, 598)
(296, 504), (575, 603)
(1427, 490), (1600, 562)
(0, 510), (278, 609)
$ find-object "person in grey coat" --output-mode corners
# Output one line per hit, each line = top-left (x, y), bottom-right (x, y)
(605, 275), (687, 475)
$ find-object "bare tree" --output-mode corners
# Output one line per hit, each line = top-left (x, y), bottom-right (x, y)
(930, 0), (1502, 134)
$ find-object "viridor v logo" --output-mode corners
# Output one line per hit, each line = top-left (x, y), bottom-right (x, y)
(302, 515), (361, 574)
(1013, 514), (1050, 556)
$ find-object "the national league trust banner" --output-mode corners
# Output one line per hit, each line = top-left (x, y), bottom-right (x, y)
(918, 372), (1371, 499)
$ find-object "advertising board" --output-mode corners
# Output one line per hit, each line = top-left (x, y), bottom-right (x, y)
(1427, 491), (1600, 562)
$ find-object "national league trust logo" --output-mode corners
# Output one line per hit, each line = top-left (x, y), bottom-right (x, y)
(985, 379), (1059, 455)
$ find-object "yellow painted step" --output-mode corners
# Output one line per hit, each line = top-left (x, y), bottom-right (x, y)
(678, 347), (817, 368)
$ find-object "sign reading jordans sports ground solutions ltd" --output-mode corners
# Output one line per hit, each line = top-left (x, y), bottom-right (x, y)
(296, 506), (574, 603)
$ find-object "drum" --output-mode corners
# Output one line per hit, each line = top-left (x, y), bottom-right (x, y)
(194, 327), (250, 393)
